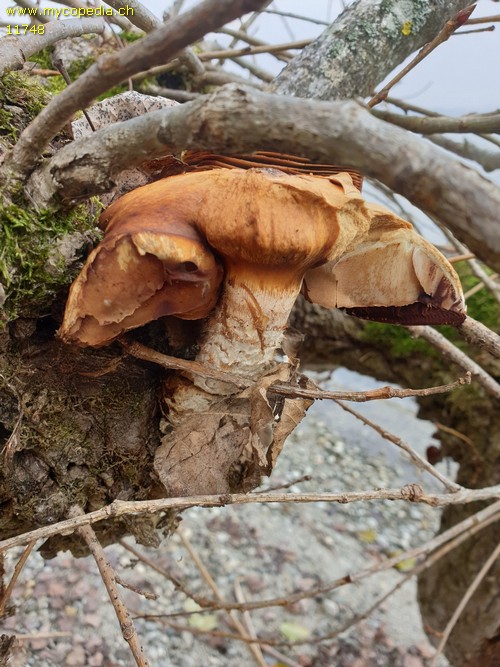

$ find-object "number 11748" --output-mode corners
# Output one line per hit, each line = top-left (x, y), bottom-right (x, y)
(6, 24), (46, 35)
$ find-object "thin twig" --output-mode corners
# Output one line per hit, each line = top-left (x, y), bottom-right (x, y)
(466, 13), (500, 24)
(217, 27), (293, 61)
(0, 541), (36, 616)
(139, 501), (500, 649)
(334, 400), (461, 492)
(368, 4), (476, 107)
(198, 38), (312, 61)
(428, 134), (500, 172)
(454, 25), (495, 34)
(2, 485), (500, 554)
(115, 574), (159, 601)
(371, 108), (500, 134)
(406, 326), (500, 400)
(53, 58), (96, 131)
(431, 540), (500, 667)
(133, 503), (500, 618)
(269, 372), (472, 403)
(261, 8), (329, 25)
(178, 527), (267, 667)
(70, 505), (150, 667)
(233, 578), (301, 667)
(123, 340), (472, 403)
(385, 96), (500, 148)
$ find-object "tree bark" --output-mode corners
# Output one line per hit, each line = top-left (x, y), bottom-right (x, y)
(270, 0), (471, 100)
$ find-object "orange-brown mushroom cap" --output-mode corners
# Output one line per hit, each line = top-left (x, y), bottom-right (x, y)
(59, 167), (370, 348)
(58, 215), (223, 347)
(302, 203), (466, 325)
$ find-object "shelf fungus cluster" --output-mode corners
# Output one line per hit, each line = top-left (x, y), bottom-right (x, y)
(58, 152), (466, 497)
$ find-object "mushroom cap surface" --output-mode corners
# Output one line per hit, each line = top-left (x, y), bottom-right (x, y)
(59, 212), (223, 347)
(303, 202), (466, 325)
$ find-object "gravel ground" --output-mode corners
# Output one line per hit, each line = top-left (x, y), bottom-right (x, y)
(2, 370), (453, 667)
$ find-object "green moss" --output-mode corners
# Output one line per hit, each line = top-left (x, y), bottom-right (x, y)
(456, 262), (499, 332)
(29, 46), (53, 71)
(0, 72), (50, 141)
(0, 201), (99, 322)
(359, 321), (436, 359)
(119, 30), (142, 43)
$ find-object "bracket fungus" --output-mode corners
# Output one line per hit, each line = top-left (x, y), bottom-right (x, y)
(58, 153), (466, 496)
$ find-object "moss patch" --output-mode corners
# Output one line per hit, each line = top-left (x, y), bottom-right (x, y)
(0, 71), (50, 141)
(0, 201), (99, 323)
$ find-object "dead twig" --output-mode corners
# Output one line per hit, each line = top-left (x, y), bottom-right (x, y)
(334, 400), (461, 492)
(2, 485), (500, 554)
(371, 108), (500, 134)
(269, 372), (472, 403)
(260, 8), (329, 26)
(119, 539), (216, 609)
(133, 502), (500, 619)
(0, 541), (36, 616)
(69, 505), (150, 667)
(431, 540), (500, 667)
(123, 340), (472, 403)
(406, 326), (500, 399)
(217, 27), (293, 61)
(178, 527), (268, 667)
(368, 4), (476, 107)
(138, 499), (500, 650)
(198, 38), (312, 61)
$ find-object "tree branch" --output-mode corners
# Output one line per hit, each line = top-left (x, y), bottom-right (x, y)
(428, 134), (500, 172)
(457, 317), (500, 359)
(0, 18), (106, 77)
(1, 484), (500, 554)
(367, 4), (475, 108)
(406, 325), (500, 400)
(104, 0), (205, 75)
(28, 85), (500, 273)
(371, 108), (500, 134)
(269, 0), (472, 100)
(70, 505), (150, 667)
(3, 0), (269, 181)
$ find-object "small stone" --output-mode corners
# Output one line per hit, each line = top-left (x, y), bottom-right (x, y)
(245, 574), (266, 594)
(30, 637), (50, 650)
(88, 652), (104, 666)
(83, 613), (101, 628)
(403, 655), (425, 667)
(417, 642), (437, 659)
(64, 605), (78, 617)
(65, 644), (85, 666)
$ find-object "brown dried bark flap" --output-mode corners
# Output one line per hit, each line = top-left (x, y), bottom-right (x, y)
(144, 151), (364, 191)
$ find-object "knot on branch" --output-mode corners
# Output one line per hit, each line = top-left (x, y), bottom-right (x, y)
(401, 483), (424, 502)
